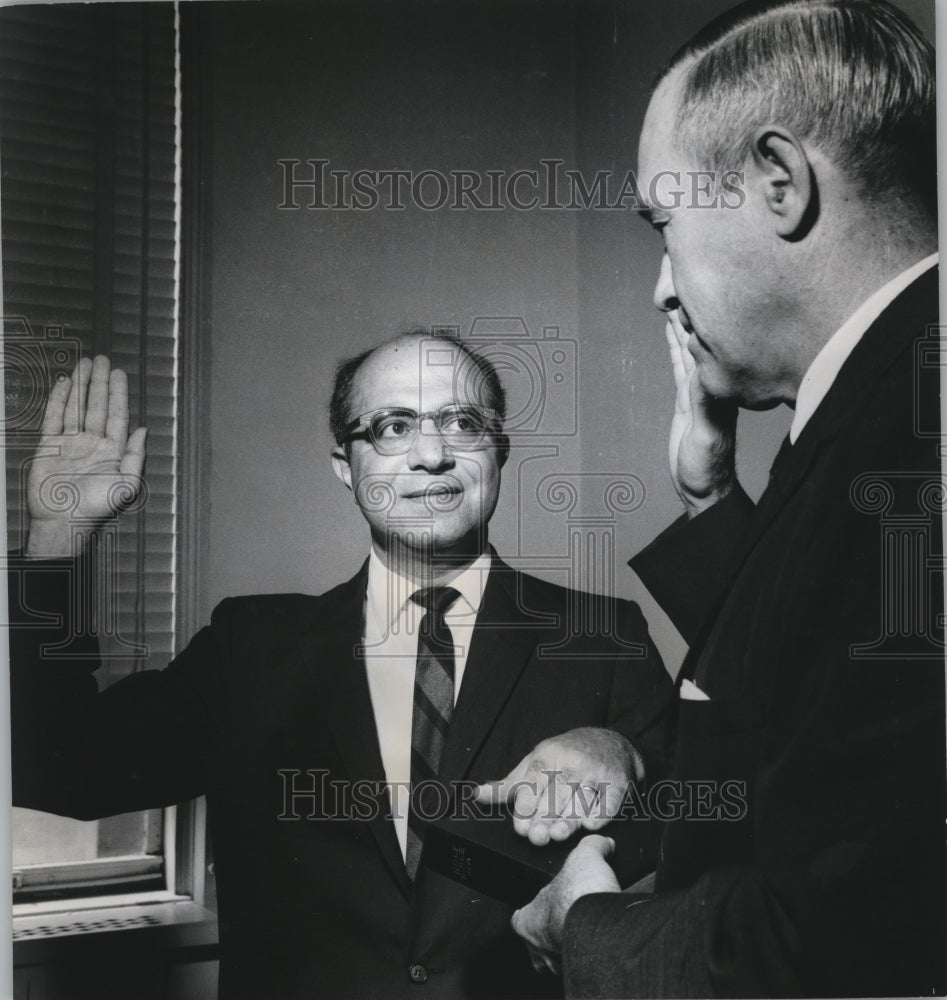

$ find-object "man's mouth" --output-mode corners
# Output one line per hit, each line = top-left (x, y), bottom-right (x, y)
(402, 484), (463, 500)
(677, 307), (711, 354)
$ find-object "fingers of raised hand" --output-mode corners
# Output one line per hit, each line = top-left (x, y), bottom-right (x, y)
(106, 366), (130, 445)
(687, 364), (721, 429)
(666, 318), (699, 421)
(62, 358), (93, 435)
(41, 372), (73, 437)
(665, 322), (688, 407)
(48, 358), (141, 457)
(58, 356), (129, 440)
(84, 356), (112, 436)
(674, 323), (696, 377)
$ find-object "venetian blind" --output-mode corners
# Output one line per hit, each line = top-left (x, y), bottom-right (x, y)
(1, 3), (178, 684)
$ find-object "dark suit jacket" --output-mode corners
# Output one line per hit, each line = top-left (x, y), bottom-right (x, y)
(563, 270), (947, 998)
(11, 552), (671, 1000)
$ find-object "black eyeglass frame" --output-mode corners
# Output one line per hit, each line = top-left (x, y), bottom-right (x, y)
(339, 404), (502, 455)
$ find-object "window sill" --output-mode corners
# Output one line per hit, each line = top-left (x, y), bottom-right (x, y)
(13, 897), (218, 967)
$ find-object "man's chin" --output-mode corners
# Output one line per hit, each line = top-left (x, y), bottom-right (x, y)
(694, 364), (735, 402)
(696, 366), (781, 411)
(424, 528), (487, 558)
(383, 525), (487, 560)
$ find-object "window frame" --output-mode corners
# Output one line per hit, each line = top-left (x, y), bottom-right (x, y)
(6, 0), (214, 932)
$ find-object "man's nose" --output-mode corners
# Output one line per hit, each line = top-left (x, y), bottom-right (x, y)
(407, 418), (454, 471)
(653, 253), (679, 313)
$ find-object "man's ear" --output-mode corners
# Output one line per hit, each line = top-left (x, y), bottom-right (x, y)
(331, 446), (353, 491)
(750, 125), (815, 239)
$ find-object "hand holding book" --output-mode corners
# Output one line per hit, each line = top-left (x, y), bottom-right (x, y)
(473, 726), (645, 845)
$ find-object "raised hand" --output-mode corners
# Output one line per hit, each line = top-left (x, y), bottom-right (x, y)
(475, 727), (643, 846)
(666, 316), (738, 518)
(26, 356), (148, 557)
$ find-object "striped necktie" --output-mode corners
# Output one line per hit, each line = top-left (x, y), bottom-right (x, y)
(405, 585), (459, 879)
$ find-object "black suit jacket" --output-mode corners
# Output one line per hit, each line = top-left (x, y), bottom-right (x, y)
(12, 553), (671, 999)
(563, 270), (947, 998)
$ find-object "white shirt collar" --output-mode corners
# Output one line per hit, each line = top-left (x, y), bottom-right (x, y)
(790, 253), (939, 443)
(366, 547), (492, 635)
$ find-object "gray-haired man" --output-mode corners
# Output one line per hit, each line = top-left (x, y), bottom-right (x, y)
(513, 1), (944, 995)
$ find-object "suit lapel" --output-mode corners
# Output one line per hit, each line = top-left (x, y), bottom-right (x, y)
(282, 561), (412, 898)
(681, 268), (939, 681)
(743, 267), (937, 569)
(438, 558), (547, 783)
(285, 557), (549, 885)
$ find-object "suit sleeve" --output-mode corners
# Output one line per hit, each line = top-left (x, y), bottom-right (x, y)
(563, 284), (946, 998)
(563, 603), (946, 995)
(562, 866), (804, 997)
(563, 474), (946, 996)
(630, 485), (754, 644)
(604, 598), (673, 786)
(563, 663), (946, 997)
(10, 555), (226, 818)
(594, 599), (675, 886)
(563, 706), (945, 999)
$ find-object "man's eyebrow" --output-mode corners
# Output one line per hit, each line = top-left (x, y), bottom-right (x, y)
(636, 206), (654, 226)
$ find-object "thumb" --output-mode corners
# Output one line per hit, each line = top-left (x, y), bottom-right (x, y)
(578, 834), (616, 859)
(120, 427), (148, 478)
(474, 752), (532, 804)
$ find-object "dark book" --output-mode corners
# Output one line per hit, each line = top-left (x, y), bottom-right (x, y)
(421, 804), (658, 908)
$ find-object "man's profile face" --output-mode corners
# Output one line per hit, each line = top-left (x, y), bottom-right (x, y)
(638, 73), (797, 408)
(332, 336), (505, 562)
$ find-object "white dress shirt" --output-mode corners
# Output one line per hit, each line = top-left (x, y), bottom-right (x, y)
(363, 548), (492, 859)
(790, 253), (938, 443)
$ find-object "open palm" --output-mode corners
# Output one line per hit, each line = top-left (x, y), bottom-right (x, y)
(27, 357), (147, 550)
(665, 319), (737, 517)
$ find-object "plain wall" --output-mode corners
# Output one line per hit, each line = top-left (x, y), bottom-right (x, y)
(200, 0), (584, 622)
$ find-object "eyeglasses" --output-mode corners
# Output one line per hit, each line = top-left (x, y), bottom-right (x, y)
(340, 404), (501, 455)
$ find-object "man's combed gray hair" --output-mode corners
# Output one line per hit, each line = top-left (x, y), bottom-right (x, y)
(661, 0), (935, 211)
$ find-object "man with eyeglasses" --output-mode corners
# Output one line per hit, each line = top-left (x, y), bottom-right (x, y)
(11, 329), (672, 999)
